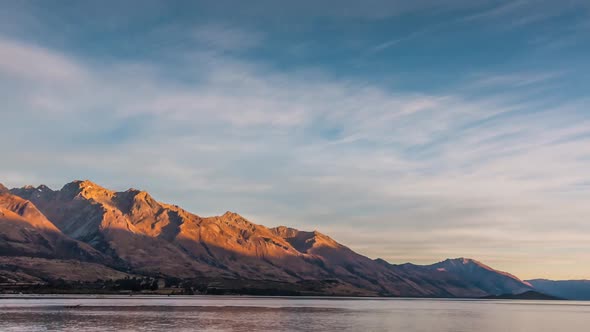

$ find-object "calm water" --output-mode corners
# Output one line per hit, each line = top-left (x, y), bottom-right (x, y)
(0, 295), (589, 331)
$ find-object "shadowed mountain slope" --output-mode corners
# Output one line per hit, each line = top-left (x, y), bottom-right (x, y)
(10, 181), (425, 295)
(427, 258), (532, 295)
(0, 185), (105, 262)
(1, 180), (543, 297)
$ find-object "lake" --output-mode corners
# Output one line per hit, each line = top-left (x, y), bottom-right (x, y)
(1, 295), (589, 331)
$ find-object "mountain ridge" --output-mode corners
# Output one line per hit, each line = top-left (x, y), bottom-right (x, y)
(0, 180), (562, 297)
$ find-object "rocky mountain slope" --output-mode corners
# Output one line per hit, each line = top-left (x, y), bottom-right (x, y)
(0, 180), (539, 297)
(0, 185), (105, 262)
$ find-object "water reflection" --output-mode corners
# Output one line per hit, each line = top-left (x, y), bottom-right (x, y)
(0, 297), (589, 332)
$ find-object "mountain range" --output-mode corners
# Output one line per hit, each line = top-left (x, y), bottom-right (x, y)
(0, 180), (586, 299)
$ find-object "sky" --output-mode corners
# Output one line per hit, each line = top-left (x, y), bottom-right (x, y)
(0, 0), (589, 280)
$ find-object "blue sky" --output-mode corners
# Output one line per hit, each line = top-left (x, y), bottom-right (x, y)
(1, 0), (589, 279)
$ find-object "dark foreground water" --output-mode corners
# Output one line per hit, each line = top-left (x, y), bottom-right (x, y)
(1, 295), (589, 331)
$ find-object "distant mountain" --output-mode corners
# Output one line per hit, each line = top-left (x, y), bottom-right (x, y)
(374, 258), (533, 297)
(427, 258), (533, 295)
(8, 180), (446, 296)
(482, 290), (562, 300)
(526, 279), (590, 301)
(0, 180), (568, 297)
(375, 260), (489, 298)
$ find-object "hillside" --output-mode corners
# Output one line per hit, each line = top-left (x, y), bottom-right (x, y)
(0, 180), (543, 297)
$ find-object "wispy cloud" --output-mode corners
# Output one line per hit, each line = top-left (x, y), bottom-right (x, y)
(461, 0), (589, 29)
(193, 23), (265, 51)
(0, 38), (87, 82)
(469, 71), (564, 88)
(462, 0), (529, 22)
(372, 30), (426, 53)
